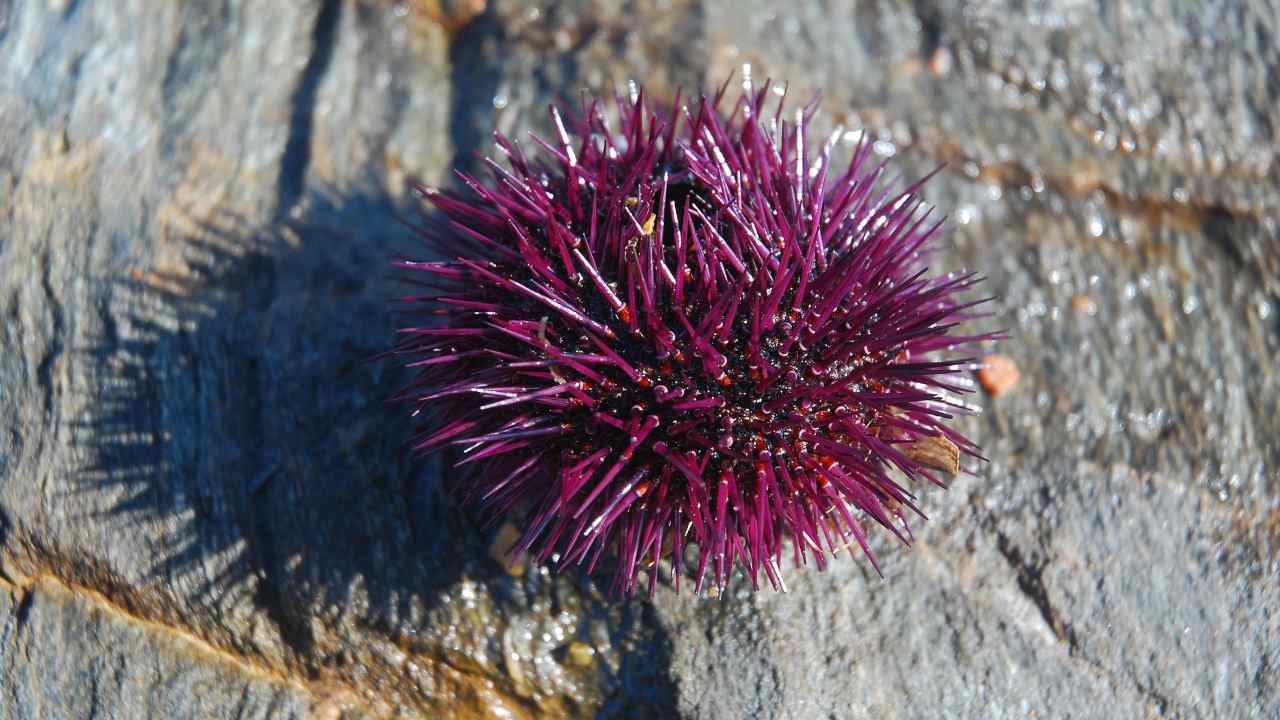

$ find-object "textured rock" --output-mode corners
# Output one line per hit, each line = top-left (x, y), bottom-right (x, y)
(0, 0), (1277, 718)
(655, 3), (1280, 718)
(0, 573), (312, 720)
(1, 1), (674, 717)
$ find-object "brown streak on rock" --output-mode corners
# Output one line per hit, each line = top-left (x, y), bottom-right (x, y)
(0, 539), (549, 719)
(409, 0), (486, 37)
(927, 139), (1264, 229)
(0, 569), (314, 698)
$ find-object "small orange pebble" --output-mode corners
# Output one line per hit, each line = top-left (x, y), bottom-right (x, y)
(977, 354), (1019, 396)
(1071, 294), (1098, 315)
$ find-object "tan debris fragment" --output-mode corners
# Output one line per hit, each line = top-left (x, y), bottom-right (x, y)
(903, 435), (960, 477)
(487, 522), (526, 577)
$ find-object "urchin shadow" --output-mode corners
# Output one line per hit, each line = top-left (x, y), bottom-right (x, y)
(67, 194), (449, 648)
(0, 506), (10, 564)
(70, 188), (676, 715)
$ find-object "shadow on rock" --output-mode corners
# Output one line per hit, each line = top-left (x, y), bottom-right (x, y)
(69, 189), (677, 717)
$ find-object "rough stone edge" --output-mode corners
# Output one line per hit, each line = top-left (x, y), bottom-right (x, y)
(0, 561), (369, 719)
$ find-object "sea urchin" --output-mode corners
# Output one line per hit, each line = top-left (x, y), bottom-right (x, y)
(391, 81), (994, 597)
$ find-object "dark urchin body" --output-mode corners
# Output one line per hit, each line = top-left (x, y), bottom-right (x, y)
(392, 83), (993, 597)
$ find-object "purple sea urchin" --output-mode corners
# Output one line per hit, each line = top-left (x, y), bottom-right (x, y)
(391, 81), (995, 597)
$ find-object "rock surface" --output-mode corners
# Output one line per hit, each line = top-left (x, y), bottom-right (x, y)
(0, 1), (1276, 718)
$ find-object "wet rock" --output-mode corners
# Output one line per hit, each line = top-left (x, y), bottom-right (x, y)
(1, 0), (676, 716)
(652, 3), (1280, 719)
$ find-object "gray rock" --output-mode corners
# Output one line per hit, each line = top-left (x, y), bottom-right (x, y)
(1, 0), (672, 716)
(0, 574), (312, 720)
(0, 0), (1276, 718)
(652, 2), (1280, 719)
